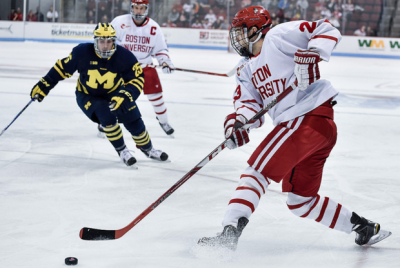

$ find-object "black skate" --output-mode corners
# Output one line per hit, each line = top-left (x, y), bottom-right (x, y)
(156, 117), (174, 135)
(118, 147), (137, 166)
(138, 146), (168, 161)
(351, 212), (392, 246)
(198, 217), (249, 251)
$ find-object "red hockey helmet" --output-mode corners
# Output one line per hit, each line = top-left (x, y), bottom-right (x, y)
(230, 6), (272, 57)
(131, 0), (149, 21)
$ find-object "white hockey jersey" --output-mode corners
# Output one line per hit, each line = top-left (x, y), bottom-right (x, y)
(234, 19), (341, 126)
(111, 15), (171, 66)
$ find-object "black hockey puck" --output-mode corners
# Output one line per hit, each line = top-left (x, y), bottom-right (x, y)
(65, 257), (78, 265)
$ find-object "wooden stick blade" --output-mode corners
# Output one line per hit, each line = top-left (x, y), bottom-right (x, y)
(80, 227), (116, 241)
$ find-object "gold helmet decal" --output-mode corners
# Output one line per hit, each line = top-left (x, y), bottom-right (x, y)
(93, 23), (116, 38)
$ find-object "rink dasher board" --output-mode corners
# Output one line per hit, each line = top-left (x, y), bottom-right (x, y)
(0, 21), (400, 59)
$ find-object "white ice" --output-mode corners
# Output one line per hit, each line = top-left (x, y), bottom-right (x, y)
(0, 42), (399, 268)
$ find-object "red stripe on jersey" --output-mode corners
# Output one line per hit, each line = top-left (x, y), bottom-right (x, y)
(229, 199), (255, 212)
(241, 99), (258, 103)
(236, 186), (261, 199)
(154, 102), (164, 107)
(301, 195), (320, 218)
(309, 35), (338, 44)
(149, 95), (163, 102)
(237, 105), (258, 114)
(156, 109), (167, 115)
(241, 99), (262, 108)
(156, 53), (170, 58)
(287, 198), (313, 210)
(240, 174), (266, 193)
(315, 197), (330, 222)
(329, 204), (342, 229)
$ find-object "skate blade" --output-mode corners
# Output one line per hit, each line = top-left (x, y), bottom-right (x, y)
(128, 164), (138, 170)
(97, 131), (106, 139)
(366, 229), (392, 245)
(149, 158), (171, 163)
(166, 134), (175, 139)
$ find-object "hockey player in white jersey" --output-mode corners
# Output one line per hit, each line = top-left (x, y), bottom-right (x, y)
(198, 6), (391, 250)
(109, 0), (175, 136)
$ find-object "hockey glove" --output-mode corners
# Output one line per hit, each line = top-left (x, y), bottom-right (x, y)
(224, 113), (250, 150)
(161, 61), (175, 74)
(109, 89), (136, 115)
(294, 49), (321, 91)
(30, 78), (52, 102)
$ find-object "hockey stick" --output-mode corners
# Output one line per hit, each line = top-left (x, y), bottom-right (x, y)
(79, 83), (296, 241)
(141, 64), (237, 77)
(0, 96), (37, 137)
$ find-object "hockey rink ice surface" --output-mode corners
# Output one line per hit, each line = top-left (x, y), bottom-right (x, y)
(0, 41), (399, 268)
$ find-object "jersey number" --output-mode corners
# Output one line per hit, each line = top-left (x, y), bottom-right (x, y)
(64, 54), (72, 64)
(132, 62), (143, 77)
(87, 70), (117, 89)
(299, 22), (317, 33)
(233, 85), (241, 103)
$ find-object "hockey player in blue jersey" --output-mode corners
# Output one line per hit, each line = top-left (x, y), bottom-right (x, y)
(30, 23), (168, 166)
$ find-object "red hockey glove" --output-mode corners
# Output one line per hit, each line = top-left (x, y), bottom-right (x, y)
(224, 113), (250, 150)
(294, 49), (320, 91)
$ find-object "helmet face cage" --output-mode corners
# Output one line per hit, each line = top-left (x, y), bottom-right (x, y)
(93, 23), (117, 59)
(230, 26), (250, 57)
(131, 2), (149, 21)
(94, 37), (117, 58)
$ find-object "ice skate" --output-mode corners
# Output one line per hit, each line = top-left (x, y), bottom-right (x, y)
(198, 217), (249, 251)
(157, 117), (174, 135)
(138, 146), (168, 161)
(97, 124), (106, 138)
(351, 212), (392, 246)
(118, 147), (137, 166)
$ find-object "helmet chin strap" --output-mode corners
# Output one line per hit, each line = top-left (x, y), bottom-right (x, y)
(248, 32), (262, 55)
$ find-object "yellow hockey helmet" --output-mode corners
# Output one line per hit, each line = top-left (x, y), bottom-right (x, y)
(93, 23), (117, 59)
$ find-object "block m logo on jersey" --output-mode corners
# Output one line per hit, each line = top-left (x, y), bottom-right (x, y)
(358, 39), (385, 49)
(86, 70), (117, 89)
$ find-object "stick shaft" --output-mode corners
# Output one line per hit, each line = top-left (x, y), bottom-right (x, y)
(79, 83), (296, 241)
(0, 98), (35, 137)
(141, 64), (236, 77)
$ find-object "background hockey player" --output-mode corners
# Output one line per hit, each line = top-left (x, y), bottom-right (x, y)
(110, 0), (175, 136)
(198, 6), (391, 250)
(30, 23), (168, 166)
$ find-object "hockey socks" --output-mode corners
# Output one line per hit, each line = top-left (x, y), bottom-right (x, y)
(286, 193), (353, 233)
(147, 93), (169, 123)
(222, 167), (270, 227)
(131, 129), (152, 151)
(101, 123), (125, 150)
